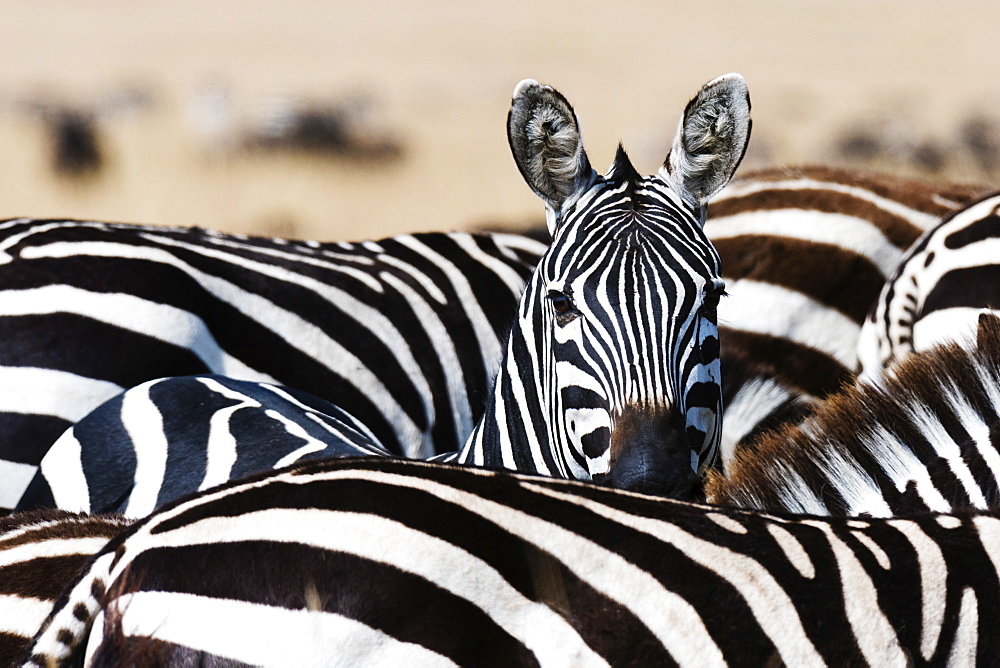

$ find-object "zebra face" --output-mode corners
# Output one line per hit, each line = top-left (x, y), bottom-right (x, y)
(535, 158), (725, 494)
(506, 75), (750, 496)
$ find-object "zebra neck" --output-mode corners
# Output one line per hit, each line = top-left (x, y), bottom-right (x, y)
(450, 327), (560, 476)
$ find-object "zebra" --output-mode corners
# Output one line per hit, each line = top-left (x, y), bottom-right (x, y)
(0, 509), (127, 663)
(706, 312), (1000, 517)
(858, 190), (1000, 382)
(18, 374), (399, 517)
(24, 456), (999, 666)
(0, 223), (546, 510)
(18, 72), (752, 512)
(706, 165), (983, 399)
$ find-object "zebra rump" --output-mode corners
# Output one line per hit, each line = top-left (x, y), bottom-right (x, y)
(24, 457), (999, 666)
(17, 375), (394, 518)
(707, 313), (1000, 517)
(0, 509), (127, 664)
(859, 190), (1000, 381)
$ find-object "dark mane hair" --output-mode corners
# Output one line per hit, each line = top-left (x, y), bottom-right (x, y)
(706, 313), (1000, 515)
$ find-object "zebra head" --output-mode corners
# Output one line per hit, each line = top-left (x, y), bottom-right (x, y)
(471, 74), (750, 497)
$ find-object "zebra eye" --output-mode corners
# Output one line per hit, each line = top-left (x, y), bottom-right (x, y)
(548, 290), (575, 316)
(701, 281), (727, 312)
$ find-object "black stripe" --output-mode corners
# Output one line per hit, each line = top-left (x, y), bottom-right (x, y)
(123, 541), (540, 667)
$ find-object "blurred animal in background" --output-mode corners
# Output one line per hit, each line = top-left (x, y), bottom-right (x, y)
(17, 86), (155, 181)
(187, 80), (404, 164)
(830, 107), (1000, 181)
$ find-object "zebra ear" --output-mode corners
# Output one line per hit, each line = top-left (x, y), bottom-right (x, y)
(508, 80), (595, 229)
(659, 73), (751, 210)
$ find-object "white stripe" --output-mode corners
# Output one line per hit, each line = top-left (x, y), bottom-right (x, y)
(707, 209), (906, 275)
(40, 432), (92, 513)
(947, 588), (978, 665)
(0, 285), (268, 381)
(398, 235), (507, 382)
(106, 591), (458, 667)
(911, 308), (983, 353)
(0, 594), (54, 637)
(0, 460), (39, 509)
(766, 524), (815, 579)
(0, 536), (109, 569)
(125, 510), (608, 668)
(380, 272), (469, 456)
(121, 384), (170, 519)
(714, 177), (939, 230)
(720, 279), (861, 368)
(891, 521), (947, 661)
(197, 377), (261, 493)
(0, 366), (121, 421)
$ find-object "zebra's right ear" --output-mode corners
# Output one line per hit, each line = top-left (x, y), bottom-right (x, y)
(508, 80), (596, 232)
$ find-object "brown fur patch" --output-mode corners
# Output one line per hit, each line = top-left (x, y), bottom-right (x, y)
(707, 314), (1000, 515)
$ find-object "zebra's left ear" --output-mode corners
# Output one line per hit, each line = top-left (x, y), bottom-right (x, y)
(508, 80), (596, 233)
(659, 73), (751, 211)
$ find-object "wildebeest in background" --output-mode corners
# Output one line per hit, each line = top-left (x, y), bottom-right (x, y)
(17, 86), (155, 181)
(187, 81), (404, 164)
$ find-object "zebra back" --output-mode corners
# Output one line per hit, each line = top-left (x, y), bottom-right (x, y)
(859, 190), (1000, 381)
(0, 509), (127, 663)
(0, 220), (544, 509)
(708, 165), (984, 399)
(24, 457), (1000, 666)
(706, 312), (1000, 516)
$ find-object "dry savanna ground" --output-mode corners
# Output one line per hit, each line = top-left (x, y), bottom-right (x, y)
(1, 1), (999, 243)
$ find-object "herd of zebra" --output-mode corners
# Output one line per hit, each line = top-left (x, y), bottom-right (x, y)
(1, 72), (1000, 664)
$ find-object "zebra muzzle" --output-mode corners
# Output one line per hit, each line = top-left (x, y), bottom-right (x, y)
(592, 403), (700, 499)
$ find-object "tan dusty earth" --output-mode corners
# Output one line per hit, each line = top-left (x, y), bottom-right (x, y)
(0, 0), (998, 242)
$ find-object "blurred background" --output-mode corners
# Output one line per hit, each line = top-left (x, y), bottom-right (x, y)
(1, 0), (999, 241)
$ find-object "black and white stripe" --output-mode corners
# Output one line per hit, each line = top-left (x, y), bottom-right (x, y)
(708, 313), (1000, 516)
(859, 190), (1000, 381)
(707, 166), (983, 396)
(0, 509), (127, 663)
(19, 375), (393, 517)
(25, 457), (999, 666)
(0, 220), (545, 509)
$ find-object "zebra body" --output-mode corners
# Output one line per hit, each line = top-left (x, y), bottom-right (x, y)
(17, 74), (752, 509)
(0, 220), (545, 509)
(859, 190), (1000, 381)
(19, 375), (394, 517)
(25, 456), (999, 666)
(0, 510), (127, 663)
(707, 165), (983, 400)
(707, 313), (1000, 517)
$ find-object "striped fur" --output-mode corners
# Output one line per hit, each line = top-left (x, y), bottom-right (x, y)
(706, 313), (1000, 516)
(859, 190), (1000, 381)
(0, 510), (127, 663)
(18, 375), (394, 517)
(708, 165), (984, 400)
(0, 221), (545, 509)
(457, 75), (750, 493)
(24, 457), (1000, 666)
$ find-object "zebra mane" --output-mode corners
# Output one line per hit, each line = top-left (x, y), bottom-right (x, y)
(606, 144), (642, 186)
(706, 313), (1000, 516)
